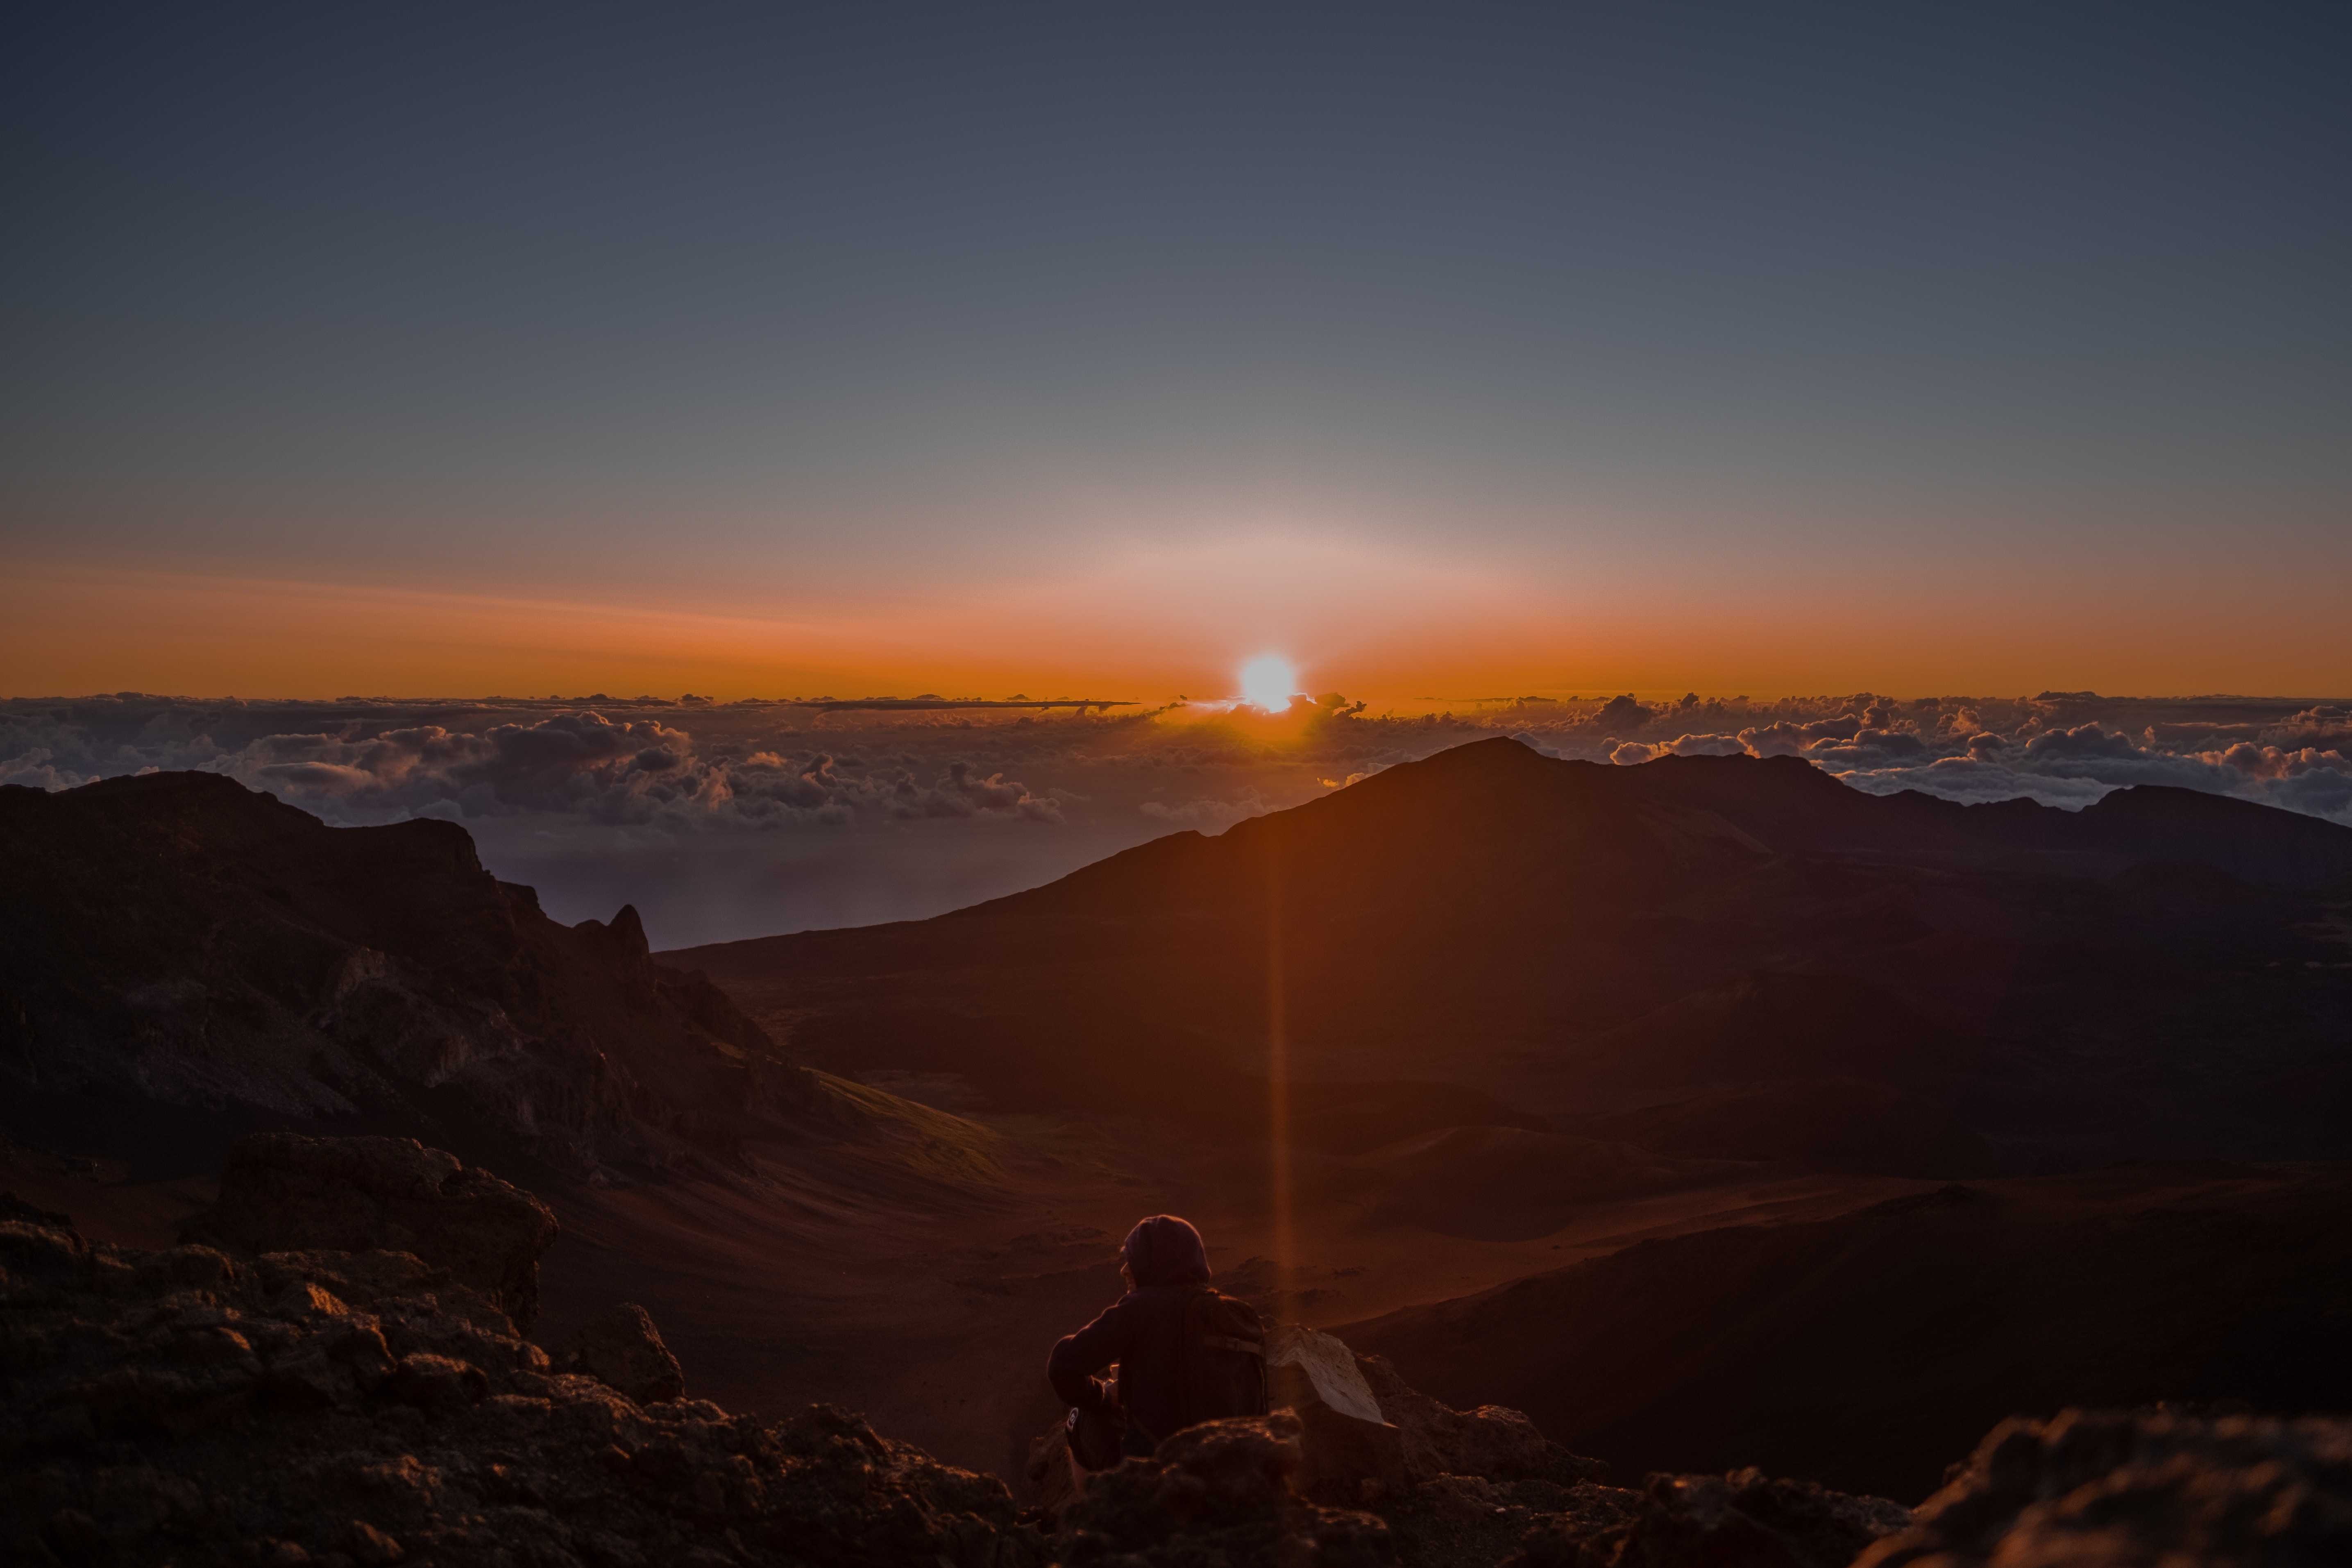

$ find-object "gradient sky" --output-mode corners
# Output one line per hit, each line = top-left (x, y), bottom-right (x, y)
(6, 2), (2349, 699)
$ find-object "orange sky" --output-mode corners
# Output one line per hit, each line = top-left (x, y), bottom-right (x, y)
(8, 551), (2347, 704)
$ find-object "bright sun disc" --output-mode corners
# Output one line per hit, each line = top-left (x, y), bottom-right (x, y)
(1239, 654), (1298, 713)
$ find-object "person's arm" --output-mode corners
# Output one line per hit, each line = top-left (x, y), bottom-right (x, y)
(1047, 1297), (1133, 1410)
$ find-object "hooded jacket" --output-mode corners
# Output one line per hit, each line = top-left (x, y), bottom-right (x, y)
(1046, 1215), (1212, 1446)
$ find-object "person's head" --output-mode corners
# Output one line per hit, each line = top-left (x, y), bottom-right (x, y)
(1119, 1214), (1210, 1290)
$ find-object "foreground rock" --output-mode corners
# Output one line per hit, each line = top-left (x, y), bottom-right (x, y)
(1511, 1470), (1911, 1568)
(181, 1134), (560, 1330)
(556, 1302), (687, 1405)
(1024, 1321), (1907, 1568)
(1059, 1411), (1399, 1566)
(1026, 1326), (1614, 1521)
(1354, 1347), (1609, 1497)
(1262, 1327), (1611, 1511)
(0, 1212), (1035, 1567)
(20, 1198), (2314, 1567)
(1857, 1408), (2352, 1567)
(1038, 1403), (1904, 1568)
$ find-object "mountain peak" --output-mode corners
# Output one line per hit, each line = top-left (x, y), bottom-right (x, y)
(0, 772), (812, 1176)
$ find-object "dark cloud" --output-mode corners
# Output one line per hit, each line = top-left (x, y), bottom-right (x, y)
(0, 701), (1087, 836)
(1590, 695), (1656, 732)
(2020, 723), (2145, 762)
(891, 761), (1063, 823)
(235, 713), (714, 824)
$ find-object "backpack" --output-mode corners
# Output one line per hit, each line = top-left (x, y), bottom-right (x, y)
(1175, 1287), (1269, 1428)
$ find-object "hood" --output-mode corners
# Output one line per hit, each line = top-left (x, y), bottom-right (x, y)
(1122, 1214), (1210, 1288)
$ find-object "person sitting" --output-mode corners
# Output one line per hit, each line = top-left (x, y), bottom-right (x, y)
(1046, 1214), (1268, 1468)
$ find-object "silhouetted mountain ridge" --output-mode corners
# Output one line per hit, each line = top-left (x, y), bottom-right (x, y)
(972, 741), (2352, 915)
(679, 740), (2352, 1172)
(0, 772), (822, 1178)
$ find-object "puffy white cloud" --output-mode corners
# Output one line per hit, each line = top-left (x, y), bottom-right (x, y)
(891, 761), (1064, 822)
(1737, 716), (1863, 756)
(1659, 733), (1749, 757)
(1798, 721), (2352, 822)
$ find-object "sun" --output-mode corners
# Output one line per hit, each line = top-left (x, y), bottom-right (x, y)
(1238, 654), (1300, 713)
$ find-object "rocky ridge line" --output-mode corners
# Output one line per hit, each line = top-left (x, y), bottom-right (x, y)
(0, 773), (827, 1179)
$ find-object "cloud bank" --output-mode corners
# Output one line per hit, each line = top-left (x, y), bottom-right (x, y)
(0, 703), (1067, 831)
(9, 690), (2347, 837)
(1569, 696), (2352, 824)
(5, 688), (2346, 943)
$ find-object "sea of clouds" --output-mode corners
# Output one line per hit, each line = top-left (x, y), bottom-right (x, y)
(5, 688), (2345, 943)
(1557, 690), (2352, 823)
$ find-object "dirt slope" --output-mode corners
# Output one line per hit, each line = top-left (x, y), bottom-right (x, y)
(1343, 1164), (2352, 1500)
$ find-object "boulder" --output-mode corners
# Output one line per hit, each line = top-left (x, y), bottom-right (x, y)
(554, 1301), (687, 1405)
(1855, 1408), (2352, 1568)
(1272, 1323), (1389, 1424)
(1357, 1349), (1607, 1489)
(1263, 1325), (1608, 1507)
(1269, 1323), (1412, 1504)
(1057, 1411), (1396, 1566)
(180, 1133), (559, 1329)
(1023, 1419), (1089, 1522)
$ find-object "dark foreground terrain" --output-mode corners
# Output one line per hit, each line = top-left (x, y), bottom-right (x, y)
(8, 1133), (2349, 1567)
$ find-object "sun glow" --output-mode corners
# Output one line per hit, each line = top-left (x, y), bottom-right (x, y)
(1238, 654), (1300, 713)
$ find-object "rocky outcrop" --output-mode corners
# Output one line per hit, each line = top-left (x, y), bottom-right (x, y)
(180, 1133), (559, 1330)
(1025, 1323), (1614, 1527)
(1027, 1324), (1891, 1568)
(1358, 1350), (1609, 1491)
(1045, 1407), (1819, 1568)
(1257, 1327), (1609, 1509)
(1056, 1411), (1399, 1566)
(0, 772), (821, 1177)
(0, 1210), (1036, 1568)
(1510, 1470), (1910, 1568)
(555, 1302), (686, 1405)
(1856, 1408), (2352, 1568)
